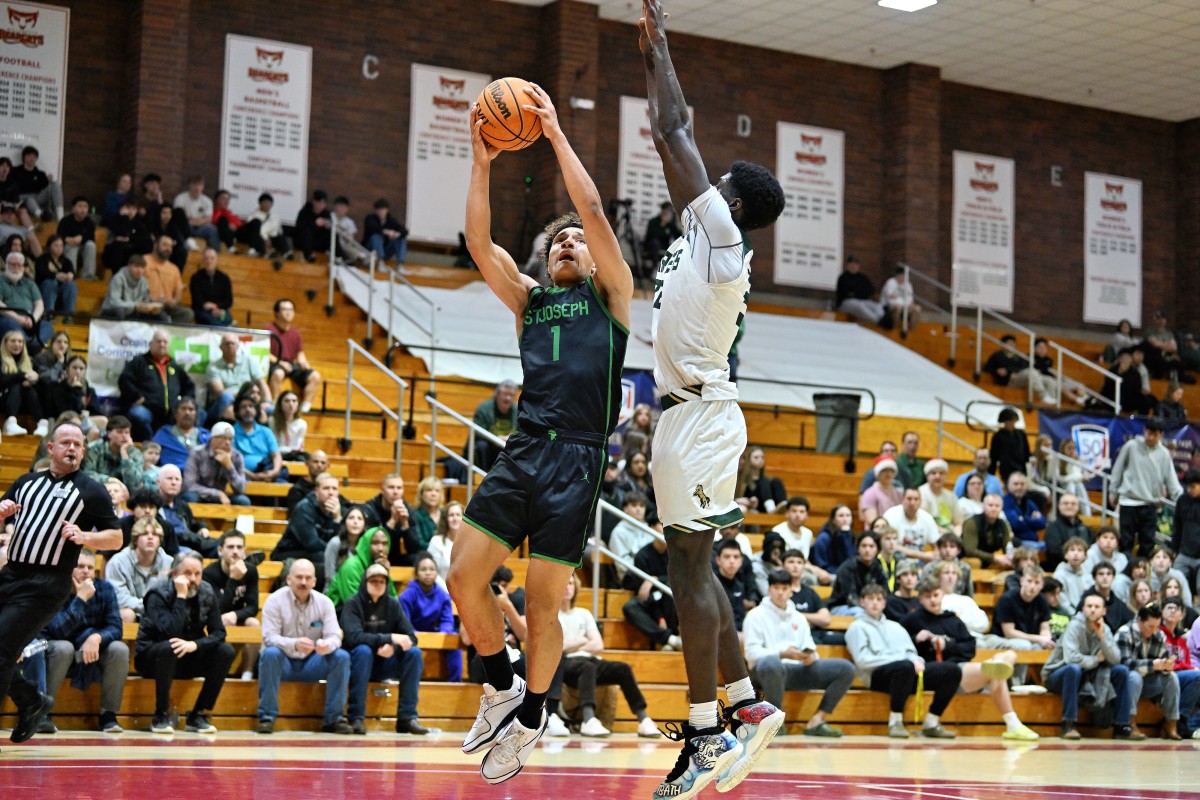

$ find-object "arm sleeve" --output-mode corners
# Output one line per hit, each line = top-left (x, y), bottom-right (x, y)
(340, 600), (385, 650)
(237, 569), (260, 622)
(1062, 624), (1099, 671)
(45, 596), (85, 641)
(94, 583), (125, 646)
(284, 503), (326, 555)
(438, 591), (455, 634)
(194, 596), (227, 652)
(740, 610), (774, 664)
(321, 597), (342, 650)
(261, 594), (294, 652)
(226, 452), (247, 494)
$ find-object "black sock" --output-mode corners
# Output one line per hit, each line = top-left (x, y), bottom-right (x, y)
(546, 698), (561, 717)
(518, 689), (547, 729)
(480, 649), (515, 691)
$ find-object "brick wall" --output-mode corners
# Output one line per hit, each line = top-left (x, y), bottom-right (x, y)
(49, 0), (1196, 330)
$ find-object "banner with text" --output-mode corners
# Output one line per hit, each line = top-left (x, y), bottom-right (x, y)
(406, 64), (490, 246)
(951, 151), (1014, 312)
(1037, 409), (1196, 491)
(774, 123), (844, 290)
(219, 34), (312, 224)
(616, 96), (694, 244)
(86, 320), (272, 411)
(0, 2), (68, 179)
(1083, 172), (1142, 327)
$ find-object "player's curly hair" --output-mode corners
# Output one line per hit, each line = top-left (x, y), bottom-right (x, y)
(728, 160), (785, 231)
(539, 212), (584, 269)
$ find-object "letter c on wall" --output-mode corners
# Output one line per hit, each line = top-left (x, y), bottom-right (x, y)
(363, 55), (379, 80)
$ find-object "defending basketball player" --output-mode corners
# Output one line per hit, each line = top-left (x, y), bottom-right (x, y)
(447, 82), (633, 785)
(638, 1), (787, 797)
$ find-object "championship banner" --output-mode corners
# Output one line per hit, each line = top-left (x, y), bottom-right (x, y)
(1083, 172), (1142, 327)
(616, 96), (693, 241)
(219, 34), (312, 224)
(773, 123), (843, 289)
(951, 151), (1014, 312)
(406, 64), (490, 245)
(86, 320), (271, 410)
(0, 2), (68, 179)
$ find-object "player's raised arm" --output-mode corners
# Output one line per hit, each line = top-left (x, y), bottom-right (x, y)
(521, 84), (632, 324)
(638, 0), (711, 213)
(465, 111), (538, 319)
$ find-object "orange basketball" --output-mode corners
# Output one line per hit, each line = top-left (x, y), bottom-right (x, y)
(475, 77), (543, 152)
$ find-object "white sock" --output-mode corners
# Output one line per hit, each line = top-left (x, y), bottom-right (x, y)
(923, 713), (940, 728)
(725, 677), (756, 707)
(888, 712), (903, 726)
(689, 701), (719, 731)
(1002, 711), (1022, 732)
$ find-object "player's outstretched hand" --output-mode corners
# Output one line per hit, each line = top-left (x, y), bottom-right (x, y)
(470, 106), (502, 164)
(521, 83), (562, 140)
(641, 0), (667, 44)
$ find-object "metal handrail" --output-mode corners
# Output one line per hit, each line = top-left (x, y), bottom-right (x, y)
(343, 339), (407, 472)
(422, 391), (670, 621)
(933, 396), (997, 459)
(1040, 447), (1115, 522)
(341, 261), (439, 394)
(901, 262), (1119, 413)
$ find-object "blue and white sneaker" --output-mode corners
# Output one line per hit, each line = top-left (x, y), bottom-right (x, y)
(462, 675), (526, 754)
(652, 722), (743, 799)
(480, 711), (547, 785)
(715, 697), (786, 792)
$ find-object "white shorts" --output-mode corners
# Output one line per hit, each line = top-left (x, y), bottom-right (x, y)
(651, 398), (746, 534)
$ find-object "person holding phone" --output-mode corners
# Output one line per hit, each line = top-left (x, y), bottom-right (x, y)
(1117, 604), (1181, 739)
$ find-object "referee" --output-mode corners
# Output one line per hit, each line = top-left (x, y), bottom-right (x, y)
(0, 422), (121, 743)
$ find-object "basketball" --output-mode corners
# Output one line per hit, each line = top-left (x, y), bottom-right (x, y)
(475, 77), (543, 152)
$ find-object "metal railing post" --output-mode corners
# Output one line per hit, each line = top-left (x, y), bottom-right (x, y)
(901, 263), (910, 337)
(344, 346), (354, 443)
(937, 399), (945, 459)
(1056, 348), (1064, 408)
(429, 301), (438, 394)
(387, 265), (396, 342)
(326, 212), (339, 315)
(975, 305), (983, 380)
(1027, 335), (1036, 407)
(364, 251), (377, 348)
(466, 429), (476, 503)
(429, 396), (439, 479)
(949, 293), (958, 367)
(394, 379), (404, 473)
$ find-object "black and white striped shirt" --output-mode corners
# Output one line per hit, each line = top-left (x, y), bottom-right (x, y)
(3, 469), (119, 571)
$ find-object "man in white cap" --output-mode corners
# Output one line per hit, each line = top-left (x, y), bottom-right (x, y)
(918, 459), (962, 536)
(859, 458), (903, 529)
(181, 421), (249, 506)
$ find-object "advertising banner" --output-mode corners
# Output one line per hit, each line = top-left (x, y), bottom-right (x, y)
(951, 151), (1015, 312)
(219, 34), (312, 223)
(86, 319), (271, 410)
(1037, 410), (1196, 490)
(774, 123), (844, 289)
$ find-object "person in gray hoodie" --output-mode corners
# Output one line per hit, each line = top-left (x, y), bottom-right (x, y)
(1043, 593), (1134, 739)
(97, 254), (167, 321)
(1110, 418), (1183, 556)
(104, 516), (172, 622)
(845, 583), (961, 739)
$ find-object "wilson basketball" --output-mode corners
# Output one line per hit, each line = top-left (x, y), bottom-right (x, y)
(475, 77), (543, 152)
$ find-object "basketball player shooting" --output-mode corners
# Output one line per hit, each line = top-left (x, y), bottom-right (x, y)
(447, 83), (633, 785)
(638, 1), (787, 797)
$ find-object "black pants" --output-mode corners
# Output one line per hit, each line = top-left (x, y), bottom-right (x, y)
(623, 596), (677, 647)
(561, 655), (647, 714)
(0, 565), (72, 710)
(2, 383), (42, 419)
(294, 222), (330, 259)
(869, 660), (961, 715)
(135, 640), (236, 715)
(1119, 504), (1159, 556)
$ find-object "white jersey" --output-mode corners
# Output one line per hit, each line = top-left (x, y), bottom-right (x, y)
(651, 186), (750, 400)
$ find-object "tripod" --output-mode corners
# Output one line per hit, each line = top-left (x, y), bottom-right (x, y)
(612, 202), (645, 291)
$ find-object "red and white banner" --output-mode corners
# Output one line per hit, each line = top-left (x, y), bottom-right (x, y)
(407, 64), (490, 245)
(0, 2), (68, 179)
(219, 34), (312, 224)
(774, 123), (844, 289)
(951, 151), (1015, 312)
(1083, 172), (1142, 327)
(616, 96), (694, 243)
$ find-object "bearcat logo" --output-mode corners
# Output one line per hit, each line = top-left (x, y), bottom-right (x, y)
(1100, 182), (1127, 213)
(795, 133), (826, 165)
(433, 76), (469, 112)
(969, 161), (999, 192)
(248, 47), (288, 84)
(2, 7), (45, 47)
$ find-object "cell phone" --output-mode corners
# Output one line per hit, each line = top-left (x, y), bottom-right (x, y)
(244, 552), (266, 567)
(490, 582), (502, 595)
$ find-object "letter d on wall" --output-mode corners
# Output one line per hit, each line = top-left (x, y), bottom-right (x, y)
(737, 114), (751, 138)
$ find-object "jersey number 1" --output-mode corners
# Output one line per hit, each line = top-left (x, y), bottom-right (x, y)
(551, 325), (561, 361)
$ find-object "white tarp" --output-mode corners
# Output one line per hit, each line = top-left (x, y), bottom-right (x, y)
(0, 1), (69, 178)
(336, 266), (1003, 422)
(774, 123), (844, 290)
(1083, 172), (1142, 327)
(406, 64), (490, 245)
(951, 151), (1015, 312)
(219, 34), (312, 223)
(86, 319), (271, 406)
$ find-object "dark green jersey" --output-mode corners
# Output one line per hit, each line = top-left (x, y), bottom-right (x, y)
(518, 277), (628, 436)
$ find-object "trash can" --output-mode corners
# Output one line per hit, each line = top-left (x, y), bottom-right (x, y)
(813, 393), (862, 455)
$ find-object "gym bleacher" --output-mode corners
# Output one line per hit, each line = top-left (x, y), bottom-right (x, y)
(1, 234), (1191, 738)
